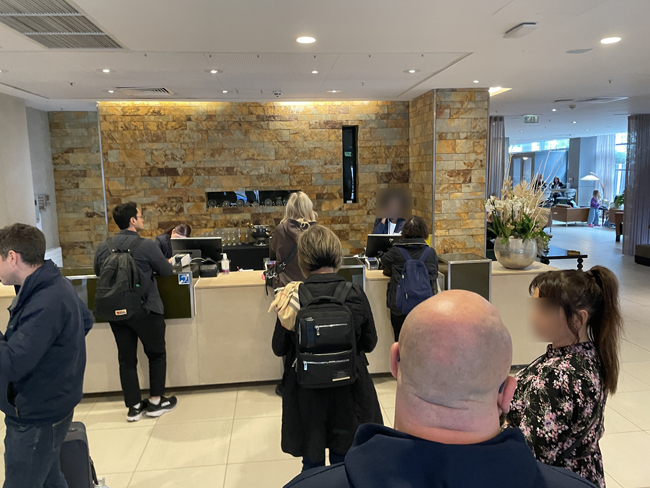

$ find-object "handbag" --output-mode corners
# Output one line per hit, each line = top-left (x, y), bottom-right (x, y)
(263, 245), (298, 294)
(267, 281), (302, 330)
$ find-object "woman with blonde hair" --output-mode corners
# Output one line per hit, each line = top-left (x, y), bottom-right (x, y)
(272, 225), (382, 472)
(270, 191), (317, 289)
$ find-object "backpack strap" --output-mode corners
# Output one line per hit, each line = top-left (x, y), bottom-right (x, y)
(106, 237), (115, 254)
(333, 281), (353, 304)
(396, 246), (412, 261)
(298, 283), (315, 307)
(107, 236), (144, 254)
(418, 247), (432, 262)
(283, 245), (298, 266)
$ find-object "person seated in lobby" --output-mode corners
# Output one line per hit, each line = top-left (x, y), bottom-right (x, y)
(372, 189), (409, 234)
(272, 225), (383, 473)
(588, 190), (602, 228)
(533, 174), (547, 190)
(285, 290), (595, 488)
(551, 176), (566, 189)
(506, 266), (622, 488)
(155, 223), (192, 259)
(379, 216), (438, 341)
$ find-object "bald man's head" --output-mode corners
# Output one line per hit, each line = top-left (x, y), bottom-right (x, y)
(397, 290), (512, 411)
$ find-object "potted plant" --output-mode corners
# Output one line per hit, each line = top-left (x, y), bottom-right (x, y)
(485, 177), (551, 269)
(613, 192), (624, 209)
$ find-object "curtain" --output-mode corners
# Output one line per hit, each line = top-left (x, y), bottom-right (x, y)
(487, 116), (506, 197)
(595, 134), (616, 201)
(623, 115), (650, 255)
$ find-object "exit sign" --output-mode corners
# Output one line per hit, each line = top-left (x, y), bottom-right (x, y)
(524, 115), (539, 124)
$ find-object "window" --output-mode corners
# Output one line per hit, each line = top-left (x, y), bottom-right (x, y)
(614, 132), (627, 197)
(509, 138), (569, 154)
(342, 126), (358, 203)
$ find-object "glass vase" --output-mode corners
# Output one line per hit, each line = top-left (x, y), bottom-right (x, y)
(494, 237), (538, 270)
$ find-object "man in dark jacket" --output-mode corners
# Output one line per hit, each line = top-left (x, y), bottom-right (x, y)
(284, 290), (596, 488)
(0, 223), (93, 488)
(94, 202), (177, 422)
(371, 217), (405, 235)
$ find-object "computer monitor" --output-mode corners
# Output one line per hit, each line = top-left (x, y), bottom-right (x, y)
(171, 237), (223, 262)
(365, 234), (401, 258)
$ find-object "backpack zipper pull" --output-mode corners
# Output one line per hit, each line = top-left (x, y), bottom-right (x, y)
(304, 362), (308, 371)
(316, 325), (321, 336)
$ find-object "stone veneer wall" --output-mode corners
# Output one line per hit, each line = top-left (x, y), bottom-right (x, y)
(49, 111), (105, 266)
(434, 89), (489, 254)
(51, 101), (409, 265)
(409, 91), (434, 227)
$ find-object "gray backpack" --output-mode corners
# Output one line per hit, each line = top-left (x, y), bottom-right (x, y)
(94, 237), (143, 321)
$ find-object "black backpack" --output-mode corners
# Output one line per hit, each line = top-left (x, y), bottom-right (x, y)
(295, 281), (357, 388)
(94, 237), (144, 322)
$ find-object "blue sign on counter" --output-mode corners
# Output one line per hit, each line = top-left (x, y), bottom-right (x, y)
(178, 273), (191, 285)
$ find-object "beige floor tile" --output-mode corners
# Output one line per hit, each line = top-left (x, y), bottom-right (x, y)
(601, 432), (650, 487)
(85, 397), (158, 430)
(377, 392), (396, 410)
(604, 406), (641, 434)
(223, 459), (303, 488)
(73, 398), (97, 422)
(97, 472), (133, 488)
(228, 417), (293, 464)
(607, 391), (650, 430)
(623, 320), (650, 340)
(137, 420), (233, 471)
(620, 340), (650, 363)
(234, 385), (282, 419)
(604, 473), (623, 488)
(383, 407), (395, 428)
(129, 465), (226, 488)
(157, 388), (237, 425)
(372, 375), (397, 396)
(88, 426), (153, 473)
(621, 363), (650, 390)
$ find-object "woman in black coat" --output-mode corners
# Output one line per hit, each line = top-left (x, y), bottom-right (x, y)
(380, 216), (438, 341)
(272, 225), (383, 472)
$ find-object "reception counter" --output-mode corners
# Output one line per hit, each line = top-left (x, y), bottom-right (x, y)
(0, 260), (557, 394)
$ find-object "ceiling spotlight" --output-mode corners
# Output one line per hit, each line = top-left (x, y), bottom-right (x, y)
(312, 70), (318, 74)
(210, 69), (218, 74)
(552, 109), (557, 112)
(108, 90), (114, 93)
(327, 90), (340, 93)
(601, 37), (621, 44)
(102, 69), (110, 73)
(519, 130), (524, 133)
(297, 36), (316, 44)
(403, 69), (421, 74)
(222, 90), (228, 94)
(473, 80), (479, 84)
(488, 87), (512, 97)
(573, 121), (577, 124)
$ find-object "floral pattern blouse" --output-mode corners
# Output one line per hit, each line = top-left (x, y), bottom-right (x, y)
(506, 342), (606, 488)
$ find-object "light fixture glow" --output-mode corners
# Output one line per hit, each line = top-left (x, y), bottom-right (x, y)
(488, 87), (512, 97)
(573, 121), (577, 124)
(311, 70), (318, 74)
(108, 90), (114, 93)
(403, 69), (421, 74)
(601, 37), (621, 44)
(210, 69), (218, 74)
(408, 69), (416, 73)
(552, 109), (557, 112)
(473, 80), (479, 84)
(297, 36), (316, 44)
(102, 69), (110, 73)
(222, 90), (228, 94)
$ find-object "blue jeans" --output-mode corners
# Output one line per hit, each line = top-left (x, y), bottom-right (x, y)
(4, 411), (73, 488)
(302, 451), (345, 472)
(588, 207), (599, 225)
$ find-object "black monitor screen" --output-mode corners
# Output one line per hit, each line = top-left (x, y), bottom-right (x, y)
(172, 237), (223, 262)
(366, 234), (401, 258)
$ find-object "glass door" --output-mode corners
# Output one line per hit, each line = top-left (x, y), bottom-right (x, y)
(510, 152), (535, 186)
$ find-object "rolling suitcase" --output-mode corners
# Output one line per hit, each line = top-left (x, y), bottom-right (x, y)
(60, 421), (99, 488)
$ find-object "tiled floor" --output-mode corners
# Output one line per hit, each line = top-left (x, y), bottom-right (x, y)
(0, 223), (647, 488)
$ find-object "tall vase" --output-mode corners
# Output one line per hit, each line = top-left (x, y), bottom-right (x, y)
(494, 237), (538, 270)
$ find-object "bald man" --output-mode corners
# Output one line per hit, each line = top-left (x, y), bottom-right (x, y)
(285, 291), (596, 488)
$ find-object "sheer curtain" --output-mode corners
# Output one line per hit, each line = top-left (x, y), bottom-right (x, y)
(623, 115), (650, 255)
(595, 134), (616, 201)
(487, 116), (506, 197)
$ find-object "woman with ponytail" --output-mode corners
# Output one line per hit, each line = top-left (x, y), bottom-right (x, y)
(506, 266), (622, 488)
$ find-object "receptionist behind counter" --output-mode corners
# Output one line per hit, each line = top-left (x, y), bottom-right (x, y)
(372, 188), (410, 234)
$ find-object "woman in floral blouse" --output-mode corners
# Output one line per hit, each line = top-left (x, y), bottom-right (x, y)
(507, 266), (623, 488)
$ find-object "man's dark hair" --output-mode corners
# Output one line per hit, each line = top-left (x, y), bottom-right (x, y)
(401, 216), (429, 239)
(0, 223), (46, 266)
(113, 202), (139, 230)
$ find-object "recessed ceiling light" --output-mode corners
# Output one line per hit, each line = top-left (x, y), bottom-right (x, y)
(327, 90), (340, 93)
(102, 69), (110, 73)
(210, 69), (218, 74)
(403, 69), (421, 74)
(601, 37), (621, 44)
(222, 90), (228, 94)
(573, 121), (577, 124)
(552, 109), (557, 112)
(108, 90), (114, 93)
(297, 36), (316, 44)
(311, 70), (318, 74)
(473, 80), (479, 84)
(519, 130), (524, 133)
(488, 87), (512, 97)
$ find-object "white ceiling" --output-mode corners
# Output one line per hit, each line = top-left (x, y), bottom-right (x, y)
(0, 0), (648, 141)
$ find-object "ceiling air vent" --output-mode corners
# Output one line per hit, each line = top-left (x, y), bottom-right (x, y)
(116, 87), (174, 96)
(575, 97), (628, 104)
(0, 0), (123, 49)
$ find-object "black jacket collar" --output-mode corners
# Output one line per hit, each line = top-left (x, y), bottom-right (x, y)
(304, 273), (346, 284)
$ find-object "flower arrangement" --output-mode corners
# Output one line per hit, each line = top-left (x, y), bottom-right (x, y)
(485, 176), (551, 248)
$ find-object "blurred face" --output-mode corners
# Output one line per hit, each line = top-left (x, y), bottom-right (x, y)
(0, 251), (20, 286)
(529, 288), (569, 343)
(131, 209), (145, 232)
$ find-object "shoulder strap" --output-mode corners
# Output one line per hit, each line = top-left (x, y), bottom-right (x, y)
(283, 245), (298, 265)
(298, 283), (314, 306)
(128, 237), (144, 255)
(106, 237), (115, 254)
(333, 281), (353, 304)
(397, 246), (412, 261)
(418, 247), (432, 262)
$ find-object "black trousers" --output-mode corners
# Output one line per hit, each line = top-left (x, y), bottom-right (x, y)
(109, 311), (167, 408)
(390, 312), (407, 342)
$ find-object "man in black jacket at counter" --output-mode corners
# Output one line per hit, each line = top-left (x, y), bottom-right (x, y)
(94, 202), (177, 422)
(0, 223), (93, 488)
(284, 290), (596, 488)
